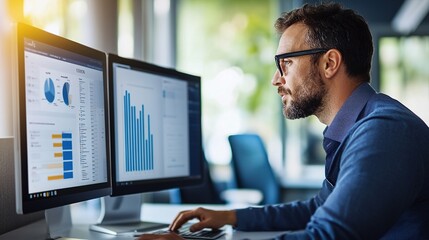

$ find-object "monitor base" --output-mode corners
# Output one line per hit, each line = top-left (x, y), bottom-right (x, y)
(90, 221), (168, 236)
(90, 194), (168, 236)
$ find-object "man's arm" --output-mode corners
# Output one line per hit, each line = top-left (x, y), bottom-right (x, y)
(234, 179), (332, 231)
(165, 185), (330, 233)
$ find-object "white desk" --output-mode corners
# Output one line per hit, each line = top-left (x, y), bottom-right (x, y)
(0, 203), (287, 240)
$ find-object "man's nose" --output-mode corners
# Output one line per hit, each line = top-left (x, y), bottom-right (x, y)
(271, 70), (285, 86)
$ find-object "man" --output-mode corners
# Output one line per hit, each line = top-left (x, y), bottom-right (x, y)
(139, 3), (429, 239)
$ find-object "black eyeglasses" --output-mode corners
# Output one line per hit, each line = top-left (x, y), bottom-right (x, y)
(275, 48), (328, 76)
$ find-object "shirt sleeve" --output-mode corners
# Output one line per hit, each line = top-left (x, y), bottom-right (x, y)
(272, 114), (426, 239)
(235, 179), (333, 231)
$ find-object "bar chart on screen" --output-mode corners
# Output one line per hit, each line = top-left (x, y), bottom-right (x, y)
(114, 67), (192, 182)
(49, 132), (74, 180)
(123, 90), (154, 172)
(114, 68), (163, 182)
(27, 128), (78, 194)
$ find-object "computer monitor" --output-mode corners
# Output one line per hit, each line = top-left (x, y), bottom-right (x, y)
(13, 23), (111, 238)
(90, 53), (203, 235)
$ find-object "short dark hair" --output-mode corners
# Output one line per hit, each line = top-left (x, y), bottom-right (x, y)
(275, 3), (373, 82)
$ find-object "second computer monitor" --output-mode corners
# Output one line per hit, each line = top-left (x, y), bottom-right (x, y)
(108, 54), (203, 196)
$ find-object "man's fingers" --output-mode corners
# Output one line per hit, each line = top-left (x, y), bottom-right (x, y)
(170, 207), (210, 231)
(188, 221), (207, 232)
(169, 209), (196, 231)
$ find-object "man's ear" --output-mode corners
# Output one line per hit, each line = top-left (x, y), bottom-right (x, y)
(321, 49), (342, 79)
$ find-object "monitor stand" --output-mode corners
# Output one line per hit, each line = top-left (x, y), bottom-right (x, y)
(89, 194), (168, 236)
(45, 205), (77, 239)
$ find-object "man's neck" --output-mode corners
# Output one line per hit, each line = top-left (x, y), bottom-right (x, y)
(316, 78), (363, 126)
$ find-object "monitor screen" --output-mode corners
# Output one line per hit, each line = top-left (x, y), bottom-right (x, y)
(108, 53), (203, 196)
(14, 23), (111, 214)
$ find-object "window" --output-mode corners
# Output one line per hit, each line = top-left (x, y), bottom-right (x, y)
(175, 0), (281, 170)
(379, 36), (429, 125)
(24, 0), (85, 41)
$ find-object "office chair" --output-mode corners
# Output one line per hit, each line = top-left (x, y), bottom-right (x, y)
(170, 155), (225, 204)
(228, 134), (281, 205)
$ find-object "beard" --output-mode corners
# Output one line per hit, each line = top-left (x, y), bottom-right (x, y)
(281, 67), (327, 119)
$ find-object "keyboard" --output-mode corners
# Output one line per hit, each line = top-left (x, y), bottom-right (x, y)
(177, 228), (225, 239)
(150, 228), (225, 240)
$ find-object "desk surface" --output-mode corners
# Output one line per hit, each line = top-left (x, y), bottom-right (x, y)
(0, 203), (287, 240)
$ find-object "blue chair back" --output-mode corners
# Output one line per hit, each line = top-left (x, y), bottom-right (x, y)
(228, 134), (281, 205)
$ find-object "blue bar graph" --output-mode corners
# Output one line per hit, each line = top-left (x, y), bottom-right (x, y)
(62, 140), (72, 150)
(63, 151), (73, 160)
(62, 132), (73, 179)
(52, 132), (73, 181)
(124, 90), (154, 172)
(63, 161), (73, 171)
(64, 171), (73, 179)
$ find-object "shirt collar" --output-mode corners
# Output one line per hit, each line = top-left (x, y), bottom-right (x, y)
(323, 83), (376, 142)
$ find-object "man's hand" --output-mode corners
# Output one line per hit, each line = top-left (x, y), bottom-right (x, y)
(169, 207), (236, 232)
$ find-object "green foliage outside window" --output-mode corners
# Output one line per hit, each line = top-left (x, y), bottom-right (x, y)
(176, 0), (281, 164)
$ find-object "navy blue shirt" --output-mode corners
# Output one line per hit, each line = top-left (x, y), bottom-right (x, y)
(235, 83), (429, 239)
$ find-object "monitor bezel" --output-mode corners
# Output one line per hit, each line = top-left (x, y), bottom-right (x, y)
(108, 53), (203, 196)
(15, 23), (111, 214)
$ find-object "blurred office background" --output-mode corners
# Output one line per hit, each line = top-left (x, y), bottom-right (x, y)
(1, 0), (429, 204)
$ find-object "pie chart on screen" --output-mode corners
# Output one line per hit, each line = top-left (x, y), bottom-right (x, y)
(44, 78), (55, 103)
(62, 82), (71, 106)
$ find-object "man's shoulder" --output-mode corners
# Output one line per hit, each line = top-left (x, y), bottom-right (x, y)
(348, 93), (429, 148)
(364, 93), (426, 127)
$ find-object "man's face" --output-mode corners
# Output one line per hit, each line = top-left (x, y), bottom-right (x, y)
(272, 23), (327, 119)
